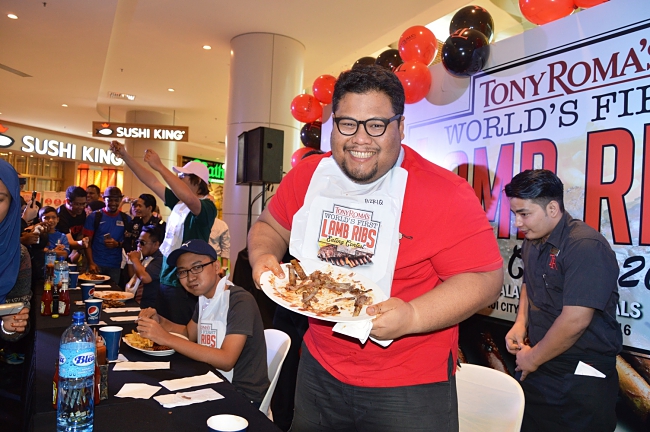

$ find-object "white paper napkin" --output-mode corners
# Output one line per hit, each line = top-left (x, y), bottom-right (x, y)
(110, 315), (139, 322)
(109, 353), (129, 363)
(113, 361), (170, 371)
(575, 361), (606, 378)
(115, 383), (162, 399)
(332, 320), (393, 347)
(159, 371), (223, 391)
(88, 321), (108, 326)
(103, 307), (141, 313)
(154, 388), (224, 408)
(95, 285), (112, 288)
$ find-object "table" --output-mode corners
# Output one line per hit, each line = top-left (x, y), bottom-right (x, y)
(28, 287), (281, 432)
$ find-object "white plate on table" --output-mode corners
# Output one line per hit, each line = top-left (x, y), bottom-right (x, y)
(78, 274), (111, 284)
(260, 261), (386, 323)
(92, 291), (135, 300)
(122, 332), (188, 356)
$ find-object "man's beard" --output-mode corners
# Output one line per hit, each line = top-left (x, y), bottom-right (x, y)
(339, 160), (378, 184)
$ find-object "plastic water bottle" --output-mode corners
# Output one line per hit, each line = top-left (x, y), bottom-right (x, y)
(57, 311), (95, 432)
(54, 256), (69, 288)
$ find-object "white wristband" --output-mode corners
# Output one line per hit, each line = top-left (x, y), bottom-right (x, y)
(1, 321), (16, 335)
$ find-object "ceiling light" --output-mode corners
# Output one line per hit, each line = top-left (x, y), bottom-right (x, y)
(168, 88), (175, 92)
(7, 14), (18, 20)
(62, 104), (68, 107)
(203, 45), (211, 50)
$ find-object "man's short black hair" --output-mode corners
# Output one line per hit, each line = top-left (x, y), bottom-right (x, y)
(504, 169), (565, 212)
(332, 65), (405, 117)
(66, 186), (87, 201)
(141, 224), (162, 244)
(139, 193), (157, 212)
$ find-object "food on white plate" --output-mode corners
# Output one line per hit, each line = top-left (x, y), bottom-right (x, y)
(124, 330), (170, 351)
(270, 260), (374, 318)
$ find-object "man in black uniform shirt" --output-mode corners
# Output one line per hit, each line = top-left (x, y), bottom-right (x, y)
(56, 186), (89, 259)
(504, 170), (621, 432)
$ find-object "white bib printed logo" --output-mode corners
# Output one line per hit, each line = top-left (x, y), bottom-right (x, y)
(317, 204), (379, 267)
(199, 323), (218, 348)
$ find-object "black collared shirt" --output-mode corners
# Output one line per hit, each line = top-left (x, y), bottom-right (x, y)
(522, 212), (622, 358)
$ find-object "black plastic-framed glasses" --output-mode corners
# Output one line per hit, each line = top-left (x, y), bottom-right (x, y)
(136, 240), (151, 247)
(177, 261), (216, 279)
(333, 114), (402, 137)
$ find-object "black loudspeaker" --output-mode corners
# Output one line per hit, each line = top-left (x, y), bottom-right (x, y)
(236, 127), (284, 185)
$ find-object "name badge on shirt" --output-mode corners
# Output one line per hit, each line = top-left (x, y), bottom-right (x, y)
(116, 220), (124, 227)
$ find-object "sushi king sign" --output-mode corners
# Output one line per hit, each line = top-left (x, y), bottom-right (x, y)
(92, 122), (189, 142)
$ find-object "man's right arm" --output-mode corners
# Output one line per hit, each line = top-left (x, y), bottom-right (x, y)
(505, 282), (529, 354)
(247, 208), (291, 287)
(110, 141), (166, 199)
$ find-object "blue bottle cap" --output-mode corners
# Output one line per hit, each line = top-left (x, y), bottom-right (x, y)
(72, 311), (85, 323)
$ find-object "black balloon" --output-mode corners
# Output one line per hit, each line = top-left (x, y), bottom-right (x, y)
(441, 28), (490, 77)
(449, 5), (495, 43)
(375, 49), (403, 71)
(300, 121), (322, 149)
(352, 56), (376, 69)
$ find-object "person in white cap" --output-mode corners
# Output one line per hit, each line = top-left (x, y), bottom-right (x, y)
(109, 141), (216, 324)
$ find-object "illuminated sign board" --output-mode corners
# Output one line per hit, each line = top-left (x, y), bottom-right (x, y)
(181, 156), (224, 183)
(20, 135), (123, 166)
(92, 121), (189, 142)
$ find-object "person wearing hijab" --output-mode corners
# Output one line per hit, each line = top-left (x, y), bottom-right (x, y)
(0, 160), (32, 341)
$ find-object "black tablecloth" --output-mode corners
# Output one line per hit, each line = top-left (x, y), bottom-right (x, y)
(29, 287), (281, 432)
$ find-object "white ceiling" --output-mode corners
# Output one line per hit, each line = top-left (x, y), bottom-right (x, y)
(0, 0), (531, 162)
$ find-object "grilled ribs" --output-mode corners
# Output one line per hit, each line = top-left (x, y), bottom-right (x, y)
(317, 244), (373, 268)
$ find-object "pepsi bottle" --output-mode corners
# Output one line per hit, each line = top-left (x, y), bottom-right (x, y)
(57, 311), (95, 431)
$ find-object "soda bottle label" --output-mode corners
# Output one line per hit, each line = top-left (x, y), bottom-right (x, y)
(59, 342), (95, 378)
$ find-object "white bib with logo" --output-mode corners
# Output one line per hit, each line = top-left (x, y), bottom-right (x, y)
(198, 277), (234, 382)
(289, 151), (407, 297)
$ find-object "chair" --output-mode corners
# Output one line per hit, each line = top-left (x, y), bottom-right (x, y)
(259, 329), (291, 418)
(455, 363), (525, 432)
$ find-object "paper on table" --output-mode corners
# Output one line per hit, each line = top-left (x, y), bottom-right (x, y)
(95, 285), (112, 288)
(332, 320), (393, 347)
(159, 371), (223, 391)
(103, 307), (141, 313)
(109, 353), (129, 363)
(113, 361), (170, 371)
(110, 315), (139, 322)
(154, 388), (224, 408)
(115, 383), (162, 399)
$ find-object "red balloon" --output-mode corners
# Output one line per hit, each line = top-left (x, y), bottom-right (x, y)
(394, 61), (432, 104)
(574, 0), (607, 7)
(312, 75), (337, 105)
(519, 0), (575, 26)
(290, 94), (323, 123)
(399, 26), (438, 66)
(291, 147), (314, 168)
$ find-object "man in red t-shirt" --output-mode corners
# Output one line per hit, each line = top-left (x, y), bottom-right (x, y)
(248, 65), (503, 432)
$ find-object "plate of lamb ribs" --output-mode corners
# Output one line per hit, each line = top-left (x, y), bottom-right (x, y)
(260, 259), (386, 323)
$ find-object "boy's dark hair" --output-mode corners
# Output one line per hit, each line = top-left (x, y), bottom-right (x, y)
(39, 205), (57, 219)
(186, 174), (210, 196)
(141, 224), (162, 244)
(139, 193), (157, 211)
(504, 169), (565, 212)
(66, 185), (87, 201)
(332, 64), (405, 117)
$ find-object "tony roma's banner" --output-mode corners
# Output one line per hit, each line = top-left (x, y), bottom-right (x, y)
(405, 0), (650, 353)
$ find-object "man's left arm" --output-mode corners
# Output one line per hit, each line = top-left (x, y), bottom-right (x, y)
(515, 306), (594, 380)
(369, 268), (503, 340)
